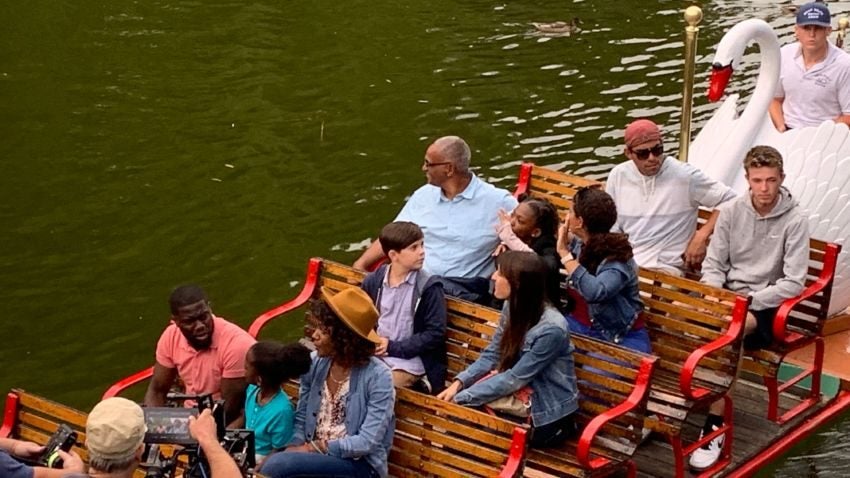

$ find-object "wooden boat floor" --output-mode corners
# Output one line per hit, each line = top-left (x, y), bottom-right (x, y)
(786, 329), (850, 381)
(633, 377), (831, 477)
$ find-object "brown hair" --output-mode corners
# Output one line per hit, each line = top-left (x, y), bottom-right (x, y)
(496, 251), (548, 371)
(378, 221), (424, 255)
(572, 187), (633, 274)
(314, 301), (375, 368)
(744, 145), (784, 175)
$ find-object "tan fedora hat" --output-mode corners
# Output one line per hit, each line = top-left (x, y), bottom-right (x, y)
(320, 286), (382, 344)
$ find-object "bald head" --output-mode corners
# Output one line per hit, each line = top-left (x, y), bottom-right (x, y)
(433, 136), (471, 173)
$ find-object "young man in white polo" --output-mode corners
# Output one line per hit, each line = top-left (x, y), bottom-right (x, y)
(689, 145), (810, 470)
(770, 1), (850, 131)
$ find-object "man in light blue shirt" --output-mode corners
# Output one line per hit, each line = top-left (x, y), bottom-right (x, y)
(354, 136), (517, 280)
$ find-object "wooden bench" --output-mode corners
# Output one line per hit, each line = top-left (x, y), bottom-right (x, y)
(444, 297), (657, 478)
(2, 389), (90, 462)
(284, 378), (529, 478)
(267, 259), (531, 478)
(269, 259), (657, 478)
(636, 269), (748, 478)
(279, 259), (657, 478)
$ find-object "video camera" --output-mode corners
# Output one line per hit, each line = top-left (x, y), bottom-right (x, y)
(140, 393), (255, 478)
(38, 424), (78, 468)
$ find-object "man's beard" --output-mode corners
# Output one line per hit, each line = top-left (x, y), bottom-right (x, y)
(187, 336), (212, 350)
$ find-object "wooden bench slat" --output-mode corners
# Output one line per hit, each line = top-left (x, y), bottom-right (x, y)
(391, 434), (501, 477)
(18, 410), (88, 444)
(394, 404), (515, 447)
(530, 168), (602, 187)
(394, 421), (509, 466)
(16, 391), (88, 429)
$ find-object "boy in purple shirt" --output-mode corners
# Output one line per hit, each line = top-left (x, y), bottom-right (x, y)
(361, 221), (448, 393)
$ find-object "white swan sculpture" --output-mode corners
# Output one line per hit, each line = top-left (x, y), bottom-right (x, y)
(689, 19), (850, 315)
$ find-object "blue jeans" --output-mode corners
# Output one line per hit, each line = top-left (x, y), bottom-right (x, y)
(566, 315), (652, 353)
(260, 451), (378, 478)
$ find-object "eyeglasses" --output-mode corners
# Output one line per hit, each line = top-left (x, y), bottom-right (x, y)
(630, 143), (664, 160)
(423, 159), (452, 168)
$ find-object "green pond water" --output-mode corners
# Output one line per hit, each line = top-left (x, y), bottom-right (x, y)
(1, 0), (847, 474)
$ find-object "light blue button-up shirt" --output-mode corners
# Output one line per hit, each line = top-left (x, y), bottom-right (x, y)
(396, 174), (517, 278)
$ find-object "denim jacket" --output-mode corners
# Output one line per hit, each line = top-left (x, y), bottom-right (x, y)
(289, 356), (395, 478)
(569, 239), (643, 344)
(453, 305), (579, 427)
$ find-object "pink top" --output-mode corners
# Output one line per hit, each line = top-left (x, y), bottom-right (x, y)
(155, 316), (256, 400)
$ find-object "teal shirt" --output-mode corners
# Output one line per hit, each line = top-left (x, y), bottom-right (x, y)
(245, 384), (295, 456)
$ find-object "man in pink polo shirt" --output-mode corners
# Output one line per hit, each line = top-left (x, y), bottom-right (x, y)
(144, 285), (255, 422)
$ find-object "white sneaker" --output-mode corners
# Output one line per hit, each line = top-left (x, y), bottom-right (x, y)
(688, 424), (724, 470)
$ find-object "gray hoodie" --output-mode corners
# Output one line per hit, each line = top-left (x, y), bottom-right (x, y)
(701, 187), (809, 311)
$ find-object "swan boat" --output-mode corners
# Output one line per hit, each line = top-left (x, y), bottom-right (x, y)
(4, 12), (850, 478)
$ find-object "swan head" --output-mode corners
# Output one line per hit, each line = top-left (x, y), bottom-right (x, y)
(705, 19), (780, 102)
(708, 64), (733, 102)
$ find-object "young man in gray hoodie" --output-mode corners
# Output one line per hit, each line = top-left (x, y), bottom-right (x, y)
(689, 145), (810, 471)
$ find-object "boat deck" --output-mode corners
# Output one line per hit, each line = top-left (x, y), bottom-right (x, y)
(634, 375), (843, 478)
(787, 328), (850, 382)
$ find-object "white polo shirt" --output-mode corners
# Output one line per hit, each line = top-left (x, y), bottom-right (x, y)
(775, 42), (850, 129)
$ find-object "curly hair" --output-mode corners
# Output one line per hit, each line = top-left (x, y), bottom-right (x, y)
(572, 187), (633, 274)
(314, 300), (375, 368)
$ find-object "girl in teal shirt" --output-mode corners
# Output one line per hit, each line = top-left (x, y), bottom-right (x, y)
(244, 341), (312, 461)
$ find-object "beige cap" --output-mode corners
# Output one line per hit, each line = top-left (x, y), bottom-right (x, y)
(86, 397), (147, 460)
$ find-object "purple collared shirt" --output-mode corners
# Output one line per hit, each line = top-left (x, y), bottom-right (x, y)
(376, 268), (425, 375)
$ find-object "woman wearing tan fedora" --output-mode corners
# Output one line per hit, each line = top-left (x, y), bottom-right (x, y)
(259, 286), (394, 478)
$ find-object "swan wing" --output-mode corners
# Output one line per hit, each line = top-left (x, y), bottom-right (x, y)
(763, 121), (850, 314)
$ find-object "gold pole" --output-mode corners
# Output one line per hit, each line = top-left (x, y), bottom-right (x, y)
(678, 6), (703, 163)
(837, 17), (849, 49)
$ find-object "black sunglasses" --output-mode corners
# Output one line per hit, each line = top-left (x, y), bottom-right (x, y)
(630, 143), (663, 160)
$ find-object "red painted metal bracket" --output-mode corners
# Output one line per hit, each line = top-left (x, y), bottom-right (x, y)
(513, 162), (533, 199)
(102, 366), (154, 400)
(679, 295), (749, 400)
(773, 242), (840, 343)
(576, 355), (658, 469)
(499, 426), (528, 478)
(1, 392), (20, 438)
(248, 257), (323, 338)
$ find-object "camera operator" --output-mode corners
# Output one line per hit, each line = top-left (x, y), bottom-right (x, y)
(60, 397), (149, 478)
(188, 408), (242, 478)
(0, 437), (84, 478)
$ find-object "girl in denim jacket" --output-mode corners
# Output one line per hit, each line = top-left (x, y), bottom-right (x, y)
(437, 251), (579, 448)
(556, 187), (650, 353)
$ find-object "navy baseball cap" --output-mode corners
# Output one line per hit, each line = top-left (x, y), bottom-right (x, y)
(796, 2), (831, 27)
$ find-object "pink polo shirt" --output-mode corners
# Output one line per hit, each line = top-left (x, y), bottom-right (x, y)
(155, 316), (256, 401)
